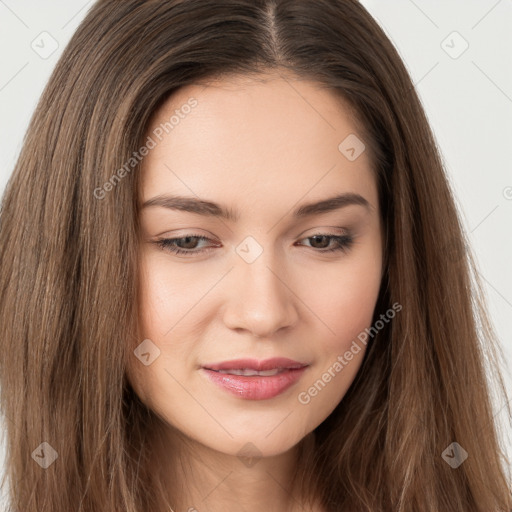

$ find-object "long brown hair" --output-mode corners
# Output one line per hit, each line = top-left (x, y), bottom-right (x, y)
(0, 0), (510, 510)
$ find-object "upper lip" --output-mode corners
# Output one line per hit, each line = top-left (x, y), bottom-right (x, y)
(202, 358), (308, 371)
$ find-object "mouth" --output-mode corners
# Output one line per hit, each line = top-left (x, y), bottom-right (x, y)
(200, 358), (309, 400)
(202, 357), (308, 372)
(207, 367), (293, 376)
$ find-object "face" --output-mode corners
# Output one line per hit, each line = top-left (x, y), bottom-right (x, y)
(128, 73), (383, 459)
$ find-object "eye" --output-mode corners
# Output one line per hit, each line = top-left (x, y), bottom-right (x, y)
(297, 233), (353, 253)
(153, 234), (217, 256)
(152, 232), (354, 257)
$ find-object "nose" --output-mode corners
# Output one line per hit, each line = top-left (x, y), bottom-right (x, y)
(222, 252), (299, 339)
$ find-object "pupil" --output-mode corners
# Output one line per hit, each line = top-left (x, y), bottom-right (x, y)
(181, 237), (198, 249)
(311, 235), (328, 248)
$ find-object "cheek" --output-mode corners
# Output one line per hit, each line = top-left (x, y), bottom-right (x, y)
(305, 248), (383, 355)
(294, 255), (382, 416)
(137, 251), (213, 338)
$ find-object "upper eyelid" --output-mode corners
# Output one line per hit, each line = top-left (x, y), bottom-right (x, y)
(156, 225), (351, 239)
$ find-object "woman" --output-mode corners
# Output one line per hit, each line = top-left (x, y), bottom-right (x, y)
(0, 1), (510, 511)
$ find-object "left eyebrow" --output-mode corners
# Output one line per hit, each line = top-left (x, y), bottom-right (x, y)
(140, 192), (373, 222)
(293, 192), (373, 217)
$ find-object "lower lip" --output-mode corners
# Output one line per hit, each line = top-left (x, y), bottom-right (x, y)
(201, 367), (308, 400)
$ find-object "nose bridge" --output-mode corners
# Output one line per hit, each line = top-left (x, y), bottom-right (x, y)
(223, 240), (299, 337)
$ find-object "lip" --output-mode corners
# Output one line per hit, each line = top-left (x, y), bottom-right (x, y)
(201, 358), (309, 400)
(203, 357), (307, 372)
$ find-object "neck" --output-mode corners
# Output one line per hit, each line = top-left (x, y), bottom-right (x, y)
(152, 426), (322, 512)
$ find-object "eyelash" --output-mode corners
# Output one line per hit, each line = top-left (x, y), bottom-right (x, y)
(153, 232), (354, 257)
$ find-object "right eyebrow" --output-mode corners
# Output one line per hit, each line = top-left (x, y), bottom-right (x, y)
(140, 195), (240, 222)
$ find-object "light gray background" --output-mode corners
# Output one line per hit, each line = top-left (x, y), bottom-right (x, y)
(0, 0), (511, 502)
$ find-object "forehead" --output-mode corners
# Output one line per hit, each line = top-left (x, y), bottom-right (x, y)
(147, 72), (364, 146)
(139, 74), (377, 216)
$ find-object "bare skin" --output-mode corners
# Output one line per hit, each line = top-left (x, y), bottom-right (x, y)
(128, 71), (383, 512)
